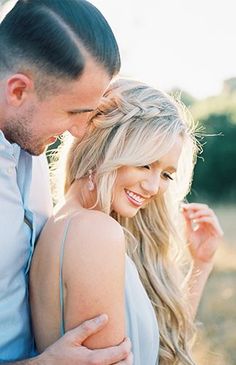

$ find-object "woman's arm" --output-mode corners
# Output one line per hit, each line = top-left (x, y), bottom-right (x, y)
(184, 259), (214, 319)
(62, 210), (126, 349)
(182, 203), (224, 318)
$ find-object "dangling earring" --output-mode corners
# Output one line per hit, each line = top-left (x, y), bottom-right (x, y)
(88, 169), (95, 191)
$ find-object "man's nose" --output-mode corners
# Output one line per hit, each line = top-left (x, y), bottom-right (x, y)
(68, 115), (90, 138)
(141, 173), (160, 196)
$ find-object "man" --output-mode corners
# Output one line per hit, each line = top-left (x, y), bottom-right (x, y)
(0, 0), (132, 363)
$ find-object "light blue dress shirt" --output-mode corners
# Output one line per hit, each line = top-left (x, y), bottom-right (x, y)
(0, 131), (52, 361)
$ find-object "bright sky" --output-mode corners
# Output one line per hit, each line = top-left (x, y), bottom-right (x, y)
(1, 0), (235, 99)
(91, 0), (236, 99)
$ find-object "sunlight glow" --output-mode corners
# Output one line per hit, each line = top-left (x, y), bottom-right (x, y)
(91, 0), (236, 99)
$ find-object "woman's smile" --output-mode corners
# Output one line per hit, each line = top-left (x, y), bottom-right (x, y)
(124, 188), (147, 207)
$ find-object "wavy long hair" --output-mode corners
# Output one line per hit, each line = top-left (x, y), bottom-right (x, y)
(55, 79), (198, 364)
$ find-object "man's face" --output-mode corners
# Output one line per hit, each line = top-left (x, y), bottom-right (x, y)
(4, 58), (111, 155)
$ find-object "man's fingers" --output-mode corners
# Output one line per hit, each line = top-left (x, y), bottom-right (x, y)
(65, 323), (132, 365)
(89, 337), (132, 365)
(115, 352), (133, 364)
(67, 314), (109, 345)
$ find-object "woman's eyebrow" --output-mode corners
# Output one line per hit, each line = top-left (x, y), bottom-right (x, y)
(165, 166), (177, 173)
(153, 161), (177, 172)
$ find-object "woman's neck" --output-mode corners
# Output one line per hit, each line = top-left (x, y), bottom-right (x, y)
(65, 178), (98, 211)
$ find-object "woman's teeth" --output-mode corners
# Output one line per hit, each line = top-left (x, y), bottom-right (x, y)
(125, 189), (145, 204)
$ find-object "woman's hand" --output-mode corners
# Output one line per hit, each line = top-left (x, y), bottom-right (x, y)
(181, 203), (224, 267)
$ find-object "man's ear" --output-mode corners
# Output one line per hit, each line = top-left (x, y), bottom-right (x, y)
(6, 73), (34, 106)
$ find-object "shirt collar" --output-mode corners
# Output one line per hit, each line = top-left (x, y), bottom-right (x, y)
(12, 143), (21, 166)
(0, 130), (22, 165)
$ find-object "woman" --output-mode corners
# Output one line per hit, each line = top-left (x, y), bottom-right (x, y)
(30, 79), (223, 364)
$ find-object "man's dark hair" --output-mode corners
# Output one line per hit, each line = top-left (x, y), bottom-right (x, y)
(0, 0), (120, 82)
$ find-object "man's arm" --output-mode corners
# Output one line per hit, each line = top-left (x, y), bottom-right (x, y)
(6, 315), (133, 365)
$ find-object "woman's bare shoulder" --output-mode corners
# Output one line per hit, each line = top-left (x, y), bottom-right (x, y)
(65, 209), (125, 250)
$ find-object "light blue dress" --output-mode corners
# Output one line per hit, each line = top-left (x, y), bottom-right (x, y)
(59, 216), (159, 365)
(125, 255), (159, 364)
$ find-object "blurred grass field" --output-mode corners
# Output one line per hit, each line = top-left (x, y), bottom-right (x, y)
(193, 205), (236, 365)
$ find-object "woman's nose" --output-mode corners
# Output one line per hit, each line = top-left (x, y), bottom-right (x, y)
(141, 173), (160, 196)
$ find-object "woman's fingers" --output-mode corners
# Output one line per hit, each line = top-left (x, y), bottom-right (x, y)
(181, 204), (212, 221)
(181, 202), (209, 211)
(192, 217), (224, 236)
(184, 209), (214, 219)
(181, 202), (224, 237)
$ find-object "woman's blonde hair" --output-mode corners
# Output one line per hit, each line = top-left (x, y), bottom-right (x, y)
(56, 79), (198, 364)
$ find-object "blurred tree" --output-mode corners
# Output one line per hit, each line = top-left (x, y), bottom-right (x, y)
(1, 0), (11, 6)
(191, 93), (236, 124)
(223, 77), (236, 94)
(169, 88), (197, 107)
(189, 95), (236, 202)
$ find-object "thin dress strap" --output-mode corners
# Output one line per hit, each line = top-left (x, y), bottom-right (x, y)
(59, 211), (80, 336)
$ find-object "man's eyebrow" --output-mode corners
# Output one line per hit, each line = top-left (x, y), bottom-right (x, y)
(69, 108), (95, 114)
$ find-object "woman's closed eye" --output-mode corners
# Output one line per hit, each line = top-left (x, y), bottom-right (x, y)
(162, 172), (174, 180)
(142, 165), (151, 170)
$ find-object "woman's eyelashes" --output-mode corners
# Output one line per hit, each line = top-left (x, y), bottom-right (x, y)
(162, 172), (174, 181)
(141, 165), (174, 180)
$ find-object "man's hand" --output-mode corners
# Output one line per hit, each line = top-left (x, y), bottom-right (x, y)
(38, 314), (133, 365)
